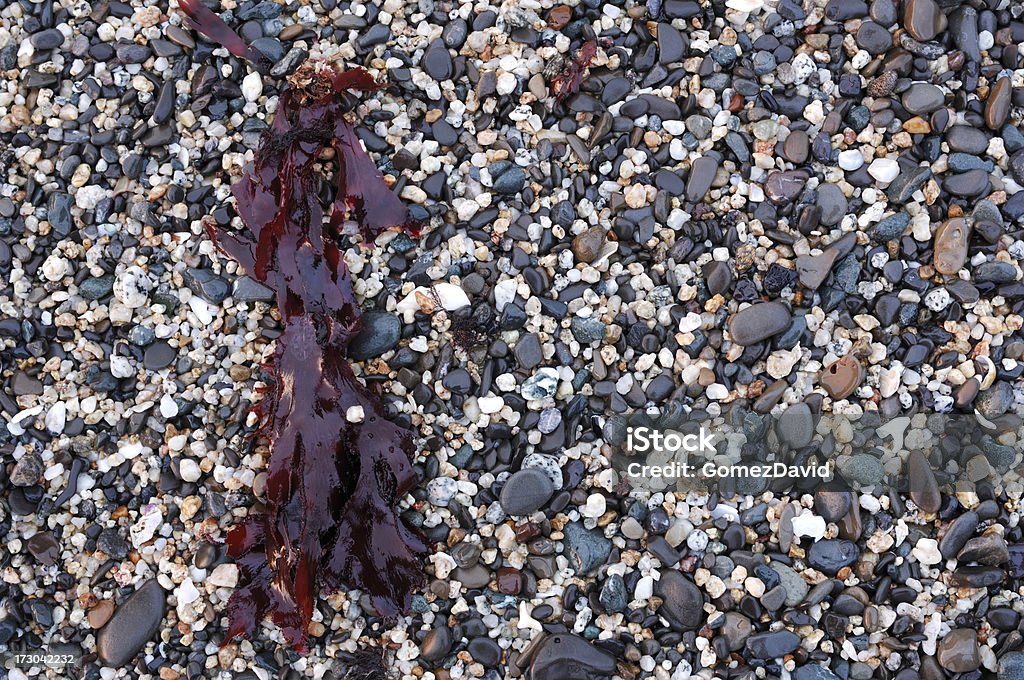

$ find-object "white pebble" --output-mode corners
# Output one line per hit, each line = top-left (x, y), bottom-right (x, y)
(241, 72), (263, 102)
(838, 150), (864, 171)
(867, 158), (899, 183)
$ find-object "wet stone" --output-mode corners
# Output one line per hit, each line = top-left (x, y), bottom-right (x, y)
(96, 580), (166, 667)
(765, 169), (809, 204)
(657, 23), (684, 64)
(986, 77), (1013, 129)
(348, 312), (401, 360)
(907, 450), (942, 514)
(420, 627), (453, 662)
(855, 21), (892, 54)
(946, 126), (990, 154)
(815, 183), (847, 226)
(686, 156), (718, 202)
(944, 169), (990, 197)
(528, 634), (616, 680)
(886, 167), (931, 204)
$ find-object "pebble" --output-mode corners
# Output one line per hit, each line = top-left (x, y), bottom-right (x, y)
(500, 469), (554, 516)
(937, 628), (981, 673)
(96, 580), (166, 667)
(728, 302), (792, 345)
(933, 217), (972, 275)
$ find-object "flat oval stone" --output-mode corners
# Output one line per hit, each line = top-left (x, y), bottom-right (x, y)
(500, 469), (554, 515)
(686, 156), (718, 202)
(657, 23), (685, 63)
(783, 130), (810, 164)
(97, 580), (166, 667)
(943, 168), (990, 197)
(816, 183), (847, 226)
(901, 83), (945, 115)
(985, 77), (1012, 130)
(933, 217), (972, 275)
(907, 450), (941, 513)
(904, 0), (945, 42)
(855, 21), (892, 54)
(728, 301), (792, 346)
(946, 126), (990, 154)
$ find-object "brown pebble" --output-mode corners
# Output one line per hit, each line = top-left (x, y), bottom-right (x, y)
(820, 355), (864, 400)
(933, 217), (973, 276)
(985, 77), (1012, 130)
(547, 6), (572, 30)
(902, 116), (931, 134)
(89, 600), (115, 629)
(572, 227), (605, 263)
(904, 0), (946, 42)
(782, 130), (809, 164)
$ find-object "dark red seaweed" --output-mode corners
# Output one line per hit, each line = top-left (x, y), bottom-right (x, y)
(550, 40), (600, 102)
(181, 5), (426, 652)
(178, 0), (270, 71)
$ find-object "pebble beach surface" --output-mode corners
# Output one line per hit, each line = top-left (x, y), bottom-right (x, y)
(3, 0), (1024, 679)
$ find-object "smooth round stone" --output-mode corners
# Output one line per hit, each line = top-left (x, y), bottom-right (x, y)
(904, 0), (945, 42)
(933, 217), (972, 275)
(143, 341), (176, 370)
(943, 169), (990, 197)
(420, 626), (453, 662)
(783, 130), (810, 164)
(901, 83), (945, 115)
(728, 301), (792, 345)
(837, 149), (864, 170)
(946, 126), (990, 154)
(572, 227), (605, 263)
(96, 580), (166, 667)
(937, 629), (980, 673)
(855, 21), (892, 54)
(720, 612), (752, 651)
(841, 454), (884, 486)
(907, 450), (941, 513)
(348, 312), (401, 360)
(500, 469), (554, 515)
(654, 571), (704, 630)
(816, 183), (848, 225)
(657, 23), (684, 63)
(985, 77), (1012, 129)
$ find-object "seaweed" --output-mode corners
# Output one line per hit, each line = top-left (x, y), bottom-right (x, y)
(550, 40), (600, 102)
(180, 4), (426, 652)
